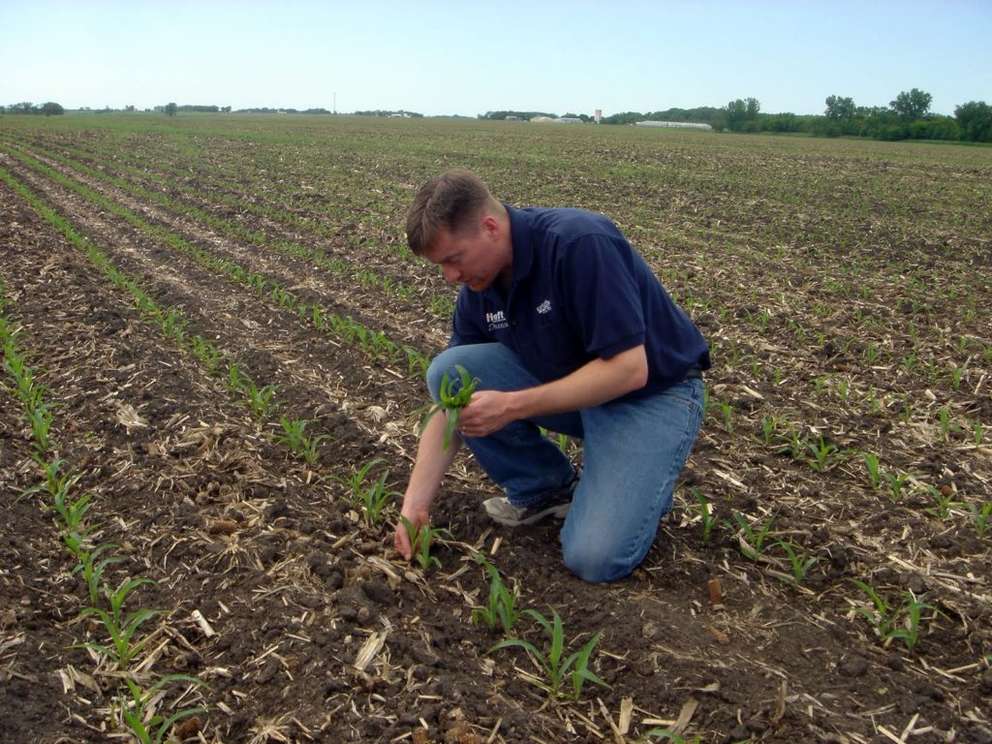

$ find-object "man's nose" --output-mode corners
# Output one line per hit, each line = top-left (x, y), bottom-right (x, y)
(442, 265), (460, 284)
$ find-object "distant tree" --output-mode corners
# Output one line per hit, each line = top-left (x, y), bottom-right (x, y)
(10, 101), (36, 114)
(824, 95), (855, 120)
(124, 104), (135, 112)
(725, 97), (760, 131)
(954, 101), (992, 142)
(890, 88), (932, 120)
(221, 105), (231, 113)
(164, 102), (178, 116)
(40, 102), (64, 116)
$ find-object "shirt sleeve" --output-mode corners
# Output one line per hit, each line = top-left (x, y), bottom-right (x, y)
(560, 234), (646, 358)
(448, 287), (493, 347)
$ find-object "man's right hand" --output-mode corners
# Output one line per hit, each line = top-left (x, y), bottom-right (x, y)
(394, 502), (430, 560)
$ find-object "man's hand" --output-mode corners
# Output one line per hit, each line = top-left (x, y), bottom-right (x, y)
(394, 502), (430, 560)
(457, 390), (517, 438)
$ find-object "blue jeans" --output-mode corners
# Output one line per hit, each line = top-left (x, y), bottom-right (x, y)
(427, 343), (704, 583)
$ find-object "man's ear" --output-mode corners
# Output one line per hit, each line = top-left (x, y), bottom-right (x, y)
(480, 213), (500, 239)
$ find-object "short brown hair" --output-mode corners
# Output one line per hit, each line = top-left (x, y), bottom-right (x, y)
(405, 169), (495, 255)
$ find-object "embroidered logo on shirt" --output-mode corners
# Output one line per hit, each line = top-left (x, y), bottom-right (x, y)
(536, 300), (552, 315)
(486, 310), (509, 332)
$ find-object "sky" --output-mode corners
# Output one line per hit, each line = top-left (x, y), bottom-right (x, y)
(2, 0), (990, 117)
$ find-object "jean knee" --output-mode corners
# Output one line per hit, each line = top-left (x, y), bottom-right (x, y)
(561, 539), (628, 584)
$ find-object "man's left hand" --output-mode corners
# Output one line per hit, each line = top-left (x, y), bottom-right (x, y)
(457, 390), (516, 438)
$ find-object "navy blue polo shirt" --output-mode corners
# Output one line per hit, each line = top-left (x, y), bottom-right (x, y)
(450, 205), (710, 399)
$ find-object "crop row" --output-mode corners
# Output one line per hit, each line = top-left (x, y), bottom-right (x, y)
(0, 260), (206, 742)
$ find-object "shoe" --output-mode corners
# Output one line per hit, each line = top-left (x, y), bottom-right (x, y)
(483, 475), (578, 527)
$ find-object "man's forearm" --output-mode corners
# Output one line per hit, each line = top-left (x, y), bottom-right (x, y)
(402, 410), (462, 511)
(509, 345), (648, 420)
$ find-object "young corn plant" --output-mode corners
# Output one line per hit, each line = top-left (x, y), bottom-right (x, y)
(491, 609), (608, 700)
(925, 486), (960, 520)
(692, 488), (717, 545)
(73, 542), (124, 605)
(969, 501), (992, 537)
(852, 580), (931, 652)
(118, 674), (207, 744)
(884, 471), (910, 502)
(806, 436), (840, 473)
(81, 577), (159, 669)
(399, 516), (448, 572)
(244, 381), (277, 418)
(471, 556), (519, 635)
(776, 540), (818, 585)
(731, 511), (775, 561)
(275, 417), (328, 466)
(863, 452), (882, 490)
(358, 470), (400, 526)
(419, 365), (478, 449)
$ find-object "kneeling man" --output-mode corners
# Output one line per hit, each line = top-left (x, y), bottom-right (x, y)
(394, 169), (709, 583)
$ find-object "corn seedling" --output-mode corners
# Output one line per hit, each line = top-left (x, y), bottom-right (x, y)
(119, 674), (207, 744)
(760, 415), (779, 445)
(399, 516), (448, 572)
(245, 381), (277, 418)
(81, 577), (159, 668)
(471, 556), (519, 635)
(863, 452), (882, 489)
(692, 488), (717, 544)
(339, 458), (385, 501)
(190, 335), (221, 374)
(852, 580), (930, 652)
(949, 366), (964, 391)
(807, 436), (839, 473)
(27, 403), (54, 455)
(731, 511), (775, 560)
(419, 365), (478, 449)
(275, 417), (328, 466)
(718, 400), (734, 433)
(937, 406), (956, 441)
(776, 540), (818, 584)
(974, 422), (985, 446)
(884, 471), (909, 502)
(358, 470), (399, 526)
(491, 609), (608, 700)
(226, 362), (244, 393)
(73, 542), (124, 605)
(925, 486), (960, 520)
(969, 501), (992, 537)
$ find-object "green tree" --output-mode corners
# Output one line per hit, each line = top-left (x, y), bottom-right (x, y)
(40, 101), (64, 116)
(725, 97), (760, 131)
(164, 102), (178, 116)
(824, 95), (855, 120)
(954, 101), (992, 142)
(890, 88), (932, 120)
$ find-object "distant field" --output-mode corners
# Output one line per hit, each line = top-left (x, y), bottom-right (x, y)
(1, 114), (990, 743)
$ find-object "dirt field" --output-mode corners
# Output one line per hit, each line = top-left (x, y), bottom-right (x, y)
(1, 115), (990, 743)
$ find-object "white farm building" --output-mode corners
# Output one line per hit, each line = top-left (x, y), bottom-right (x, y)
(635, 121), (713, 131)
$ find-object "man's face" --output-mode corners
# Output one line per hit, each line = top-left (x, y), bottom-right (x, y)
(422, 216), (509, 292)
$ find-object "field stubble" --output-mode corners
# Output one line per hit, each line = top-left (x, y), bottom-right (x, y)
(1, 115), (990, 743)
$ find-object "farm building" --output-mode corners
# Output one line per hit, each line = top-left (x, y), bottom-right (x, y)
(635, 120), (713, 130)
(529, 116), (555, 123)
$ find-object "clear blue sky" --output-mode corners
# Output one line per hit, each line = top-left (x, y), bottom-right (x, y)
(2, 0), (989, 116)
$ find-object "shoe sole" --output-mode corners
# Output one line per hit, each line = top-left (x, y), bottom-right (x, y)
(486, 502), (570, 527)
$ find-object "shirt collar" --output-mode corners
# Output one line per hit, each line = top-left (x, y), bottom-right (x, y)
(506, 205), (535, 285)
(476, 205), (534, 306)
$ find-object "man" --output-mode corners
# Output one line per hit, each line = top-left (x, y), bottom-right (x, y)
(394, 169), (709, 583)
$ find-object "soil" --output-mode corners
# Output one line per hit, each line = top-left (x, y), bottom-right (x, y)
(0, 123), (990, 744)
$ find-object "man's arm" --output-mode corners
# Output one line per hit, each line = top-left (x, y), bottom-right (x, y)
(394, 409), (462, 559)
(456, 344), (648, 439)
